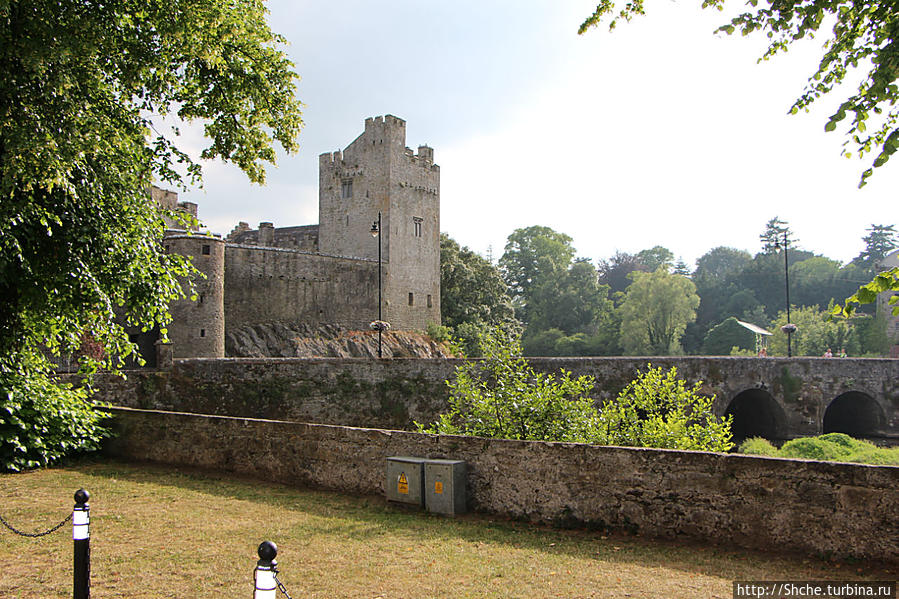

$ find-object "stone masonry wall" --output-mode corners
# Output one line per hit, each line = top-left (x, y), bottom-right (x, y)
(96, 358), (457, 431)
(104, 407), (899, 562)
(91, 356), (899, 438)
(223, 246), (378, 333)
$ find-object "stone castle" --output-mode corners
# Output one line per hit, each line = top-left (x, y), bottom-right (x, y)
(150, 115), (441, 360)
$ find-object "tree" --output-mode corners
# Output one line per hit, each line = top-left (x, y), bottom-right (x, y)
(1, 0), (302, 470)
(690, 247), (754, 347)
(439, 234), (519, 355)
(528, 259), (614, 337)
(693, 247), (751, 289)
(636, 245), (674, 273)
(579, 1), (899, 187)
(618, 269), (699, 355)
(735, 248), (816, 320)
(759, 217), (798, 255)
(499, 226), (575, 325)
(769, 305), (859, 357)
(672, 257), (691, 276)
(853, 224), (898, 273)
(595, 365), (733, 452)
(597, 251), (647, 295)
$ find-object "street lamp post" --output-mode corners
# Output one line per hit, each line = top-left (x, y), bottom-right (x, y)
(775, 232), (795, 357)
(370, 212), (382, 358)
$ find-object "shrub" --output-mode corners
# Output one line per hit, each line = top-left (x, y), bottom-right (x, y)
(778, 437), (853, 461)
(1, 354), (110, 472)
(423, 334), (736, 452)
(418, 328), (600, 442)
(741, 433), (899, 465)
(738, 437), (779, 457)
(595, 365), (733, 452)
(817, 432), (857, 449)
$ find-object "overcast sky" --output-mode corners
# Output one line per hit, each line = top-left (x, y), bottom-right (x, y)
(177, 0), (898, 269)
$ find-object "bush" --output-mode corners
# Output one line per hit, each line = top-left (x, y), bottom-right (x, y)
(1, 354), (110, 472)
(778, 437), (853, 461)
(738, 437), (779, 456)
(738, 433), (899, 465)
(817, 432), (858, 450)
(595, 365), (733, 452)
(418, 328), (600, 442)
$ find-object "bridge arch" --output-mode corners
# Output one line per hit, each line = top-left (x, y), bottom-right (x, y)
(823, 392), (885, 438)
(725, 389), (787, 444)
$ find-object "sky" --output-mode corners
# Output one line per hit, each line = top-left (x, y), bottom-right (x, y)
(177, 0), (899, 269)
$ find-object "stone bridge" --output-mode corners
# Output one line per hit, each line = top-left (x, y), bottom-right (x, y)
(92, 356), (899, 444)
(534, 356), (899, 443)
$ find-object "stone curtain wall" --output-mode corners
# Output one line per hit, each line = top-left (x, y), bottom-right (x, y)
(91, 356), (899, 438)
(223, 246), (379, 333)
(104, 407), (899, 562)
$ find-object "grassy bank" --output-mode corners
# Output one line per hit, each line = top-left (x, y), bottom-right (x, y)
(0, 460), (892, 598)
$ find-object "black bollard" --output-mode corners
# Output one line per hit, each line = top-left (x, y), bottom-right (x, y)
(254, 541), (278, 599)
(73, 489), (90, 599)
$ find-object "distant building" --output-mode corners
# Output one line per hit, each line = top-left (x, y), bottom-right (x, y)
(156, 115), (440, 358)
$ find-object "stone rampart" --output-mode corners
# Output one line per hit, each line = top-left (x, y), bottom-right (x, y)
(104, 407), (899, 562)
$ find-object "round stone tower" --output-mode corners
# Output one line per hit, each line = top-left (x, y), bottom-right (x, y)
(163, 234), (225, 358)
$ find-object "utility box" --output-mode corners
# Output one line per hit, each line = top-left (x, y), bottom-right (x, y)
(386, 457), (426, 507)
(424, 459), (466, 516)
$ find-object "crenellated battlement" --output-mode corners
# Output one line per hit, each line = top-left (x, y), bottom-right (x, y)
(364, 114), (406, 133)
(319, 150), (343, 166)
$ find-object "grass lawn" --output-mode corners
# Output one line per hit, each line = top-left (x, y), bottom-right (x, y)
(0, 459), (893, 598)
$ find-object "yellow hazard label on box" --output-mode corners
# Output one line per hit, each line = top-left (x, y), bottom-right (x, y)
(397, 472), (409, 495)
(434, 481), (443, 494)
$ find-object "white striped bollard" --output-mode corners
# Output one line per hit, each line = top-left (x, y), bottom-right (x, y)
(254, 541), (278, 599)
(73, 489), (90, 599)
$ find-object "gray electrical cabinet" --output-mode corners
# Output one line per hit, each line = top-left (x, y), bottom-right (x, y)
(385, 456), (426, 507)
(424, 459), (466, 516)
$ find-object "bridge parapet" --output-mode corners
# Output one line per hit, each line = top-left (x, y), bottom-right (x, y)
(81, 356), (899, 443)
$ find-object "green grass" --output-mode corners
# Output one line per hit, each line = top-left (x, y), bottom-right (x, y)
(739, 433), (899, 465)
(0, 459), (893, 598)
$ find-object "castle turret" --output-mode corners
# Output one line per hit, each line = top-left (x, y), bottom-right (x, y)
(164, 234), (226, 358)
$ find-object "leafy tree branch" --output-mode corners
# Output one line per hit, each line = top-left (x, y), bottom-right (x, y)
(579, 0), (899, 187)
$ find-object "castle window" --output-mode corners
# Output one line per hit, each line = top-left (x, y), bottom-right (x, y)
(346, 214), (350, 227)
(200, 329), (206, 338)
(413, 217), (423, 238)
(201, 244), (211, 255)
(427, 294), (432, 308)
(341, 179), (353, 199)
(408, 292), (414, 306)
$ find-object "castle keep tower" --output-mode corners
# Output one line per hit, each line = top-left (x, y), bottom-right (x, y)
(154, 115), (440, 360)
(319, 115), (440, 330)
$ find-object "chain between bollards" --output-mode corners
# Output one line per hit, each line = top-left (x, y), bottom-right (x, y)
(274, 569), (294, 599)
(0, 511), (71, 537)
